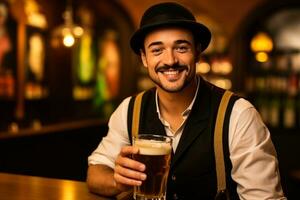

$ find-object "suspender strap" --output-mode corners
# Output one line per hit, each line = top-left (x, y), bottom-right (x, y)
(131, 91), (145, 139)
(214, 90), (233, 199)
(131, 89), (234, 198)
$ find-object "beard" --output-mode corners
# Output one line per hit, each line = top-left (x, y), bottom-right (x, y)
(148, 63), (195, 93)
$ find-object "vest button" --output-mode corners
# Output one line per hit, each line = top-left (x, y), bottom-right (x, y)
(173, 193), (179, 199)
(171, 174), (176, 181)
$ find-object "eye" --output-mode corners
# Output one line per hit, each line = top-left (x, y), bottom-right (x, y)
(151, 47), (163, 55)
(175, 45), (189, 53)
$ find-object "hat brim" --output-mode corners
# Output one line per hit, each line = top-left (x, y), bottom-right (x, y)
(130, 20), (211, 55)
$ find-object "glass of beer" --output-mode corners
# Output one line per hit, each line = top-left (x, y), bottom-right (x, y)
(132, 134), (172, 200)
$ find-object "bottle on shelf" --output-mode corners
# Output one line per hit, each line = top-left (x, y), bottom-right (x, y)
(283, 97), (296, 129)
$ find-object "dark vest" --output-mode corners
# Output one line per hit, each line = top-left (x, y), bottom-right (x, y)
(127, 77), (240, 200)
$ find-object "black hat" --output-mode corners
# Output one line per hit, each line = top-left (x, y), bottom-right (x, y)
(130, 2), (211, 55)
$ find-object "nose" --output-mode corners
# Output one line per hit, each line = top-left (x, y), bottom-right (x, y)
(163, 49), (178, 66)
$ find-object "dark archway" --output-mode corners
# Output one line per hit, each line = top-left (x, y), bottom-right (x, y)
(231, 0), (300, 92)
(231, 1), (300, 199)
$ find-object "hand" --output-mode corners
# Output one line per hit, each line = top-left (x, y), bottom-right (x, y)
(114, 146), (147, 191)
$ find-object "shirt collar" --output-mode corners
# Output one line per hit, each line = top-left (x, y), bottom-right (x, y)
(155, 76), (201, 120)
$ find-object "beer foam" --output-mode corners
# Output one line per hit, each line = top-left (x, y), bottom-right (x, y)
(134, 139), (172, 155)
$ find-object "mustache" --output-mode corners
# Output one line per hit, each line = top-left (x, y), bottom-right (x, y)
(155, 63), (188, 73)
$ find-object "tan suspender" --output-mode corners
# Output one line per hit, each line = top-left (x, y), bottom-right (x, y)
(132, 91), (145, 139)
(214, 90), (233, 199)
(131, 90), (233, 198)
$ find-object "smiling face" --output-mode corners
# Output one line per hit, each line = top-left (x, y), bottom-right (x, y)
(141, 27), (198, 93)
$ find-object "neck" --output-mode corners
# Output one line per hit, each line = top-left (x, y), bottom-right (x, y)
(157, 77), (198, 115)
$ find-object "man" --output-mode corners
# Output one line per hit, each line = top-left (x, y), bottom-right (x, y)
(87, 2), (286, 199)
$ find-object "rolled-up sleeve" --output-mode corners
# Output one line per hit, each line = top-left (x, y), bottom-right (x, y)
(88, 97), (131, 169)
(229, 99), (286, 199)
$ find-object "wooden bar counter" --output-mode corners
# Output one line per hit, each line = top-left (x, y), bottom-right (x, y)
(0, 173), (132, 200)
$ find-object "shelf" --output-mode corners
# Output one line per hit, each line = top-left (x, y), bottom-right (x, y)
(0, 118), (107, 140)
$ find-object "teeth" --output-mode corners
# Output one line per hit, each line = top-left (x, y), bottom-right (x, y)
(163, 70), (179, 75)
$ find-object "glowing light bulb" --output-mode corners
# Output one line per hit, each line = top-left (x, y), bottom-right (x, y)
(250, 32), (273, 53)
(73, 26), (84, 37)
(196, 62), (210, 74)
(256, 52), (269, 62)
(63, 33), (75, 47)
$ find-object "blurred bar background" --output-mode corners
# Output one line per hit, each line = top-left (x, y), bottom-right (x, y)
(0, 0), (300, 198)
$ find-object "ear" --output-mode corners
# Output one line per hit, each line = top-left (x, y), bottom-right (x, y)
(140, 50), (148, 68)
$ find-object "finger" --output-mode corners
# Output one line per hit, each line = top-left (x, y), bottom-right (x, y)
(112, 177), (131, 192)
(120, 146), (139, 156)
(114, 171), (143, 186)
(116, 155), (145, 172)
(115, 164), (147, 181)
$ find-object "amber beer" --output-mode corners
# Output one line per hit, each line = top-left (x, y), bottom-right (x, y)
(133, 134), (172, 200)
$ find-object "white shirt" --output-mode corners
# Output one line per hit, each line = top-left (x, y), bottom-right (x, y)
(88, 80), (286, 200)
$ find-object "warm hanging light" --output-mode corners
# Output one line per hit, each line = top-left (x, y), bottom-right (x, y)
(63, 32), (75, 47)
(196, 61), (210, 74)
(250, 32), (273, 52)
(250, 32), (273, 63)
(255, 52), (269, 63)
(52, 0), (83, 47)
